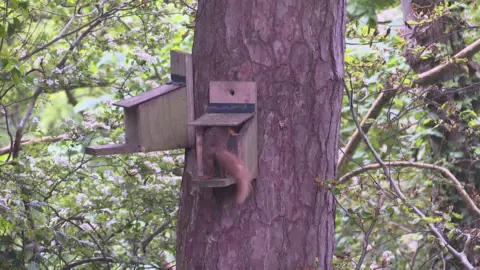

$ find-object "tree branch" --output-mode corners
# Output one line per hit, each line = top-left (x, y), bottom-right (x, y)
(0, 134), (72, 155)
(344, 82), (474, 269)
(414, 38), (480, 86)
(338, 38), (480, 171)
(1, 104), (14, 162)
(337, 89), (398, 172)
(11, 88), (43, 159)
(355, 191), (386, 270)
(338, 161), (480, 217)
(19, 1), (136, 62)
(63, 257), (115, 270)
(138, 221), (171, 253)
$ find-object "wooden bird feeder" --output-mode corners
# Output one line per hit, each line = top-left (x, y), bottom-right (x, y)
(189, 81), (258, 188)
(85, 50), (195, 155)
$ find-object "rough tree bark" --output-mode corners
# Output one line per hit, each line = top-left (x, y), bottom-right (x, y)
(176, 0), (346, 269)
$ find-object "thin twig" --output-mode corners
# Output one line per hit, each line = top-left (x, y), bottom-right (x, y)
(19, 1), (136, 62)
(0, 134), (72, 155)
(138, 221), (171, 253)
(63, 257), (115, 270)
(355, 191), (386, 270)
(344, 82), (474, 269)
(1, 104), (13, 162)
(12, 88), (42, 159)
(338, 161), (480, 217)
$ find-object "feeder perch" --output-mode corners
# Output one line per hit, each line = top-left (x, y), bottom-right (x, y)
(189, 81), (258, 188)
(85, 51), (195, 156)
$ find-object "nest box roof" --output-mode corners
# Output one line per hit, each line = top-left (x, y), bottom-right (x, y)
(113, 84), (184, 108)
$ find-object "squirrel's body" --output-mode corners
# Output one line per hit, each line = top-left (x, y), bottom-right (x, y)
(201, 127), (252, 204)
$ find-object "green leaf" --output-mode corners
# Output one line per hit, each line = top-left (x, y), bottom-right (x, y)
(460, 110), (477, 121)
(452, 212), (463, 220)
(11, 68), (21, 84)
(468, 119), (479, 128)
(54, 231), (68, 246)
(10, 0), (19, 9)
(7, 23), (15, 37)
(0, 24), (5, 38)
(422, 216), (442, 224)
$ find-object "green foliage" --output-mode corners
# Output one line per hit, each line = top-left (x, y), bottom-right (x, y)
(1, 0), (480, 269)
(336, 0), (480, 268)
(0, 0), (194, 268)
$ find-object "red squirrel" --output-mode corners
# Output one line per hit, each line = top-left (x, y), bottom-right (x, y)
(201, 126), (252, 204)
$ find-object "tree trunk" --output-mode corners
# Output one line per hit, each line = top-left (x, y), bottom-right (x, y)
(175, 0), (346, 269)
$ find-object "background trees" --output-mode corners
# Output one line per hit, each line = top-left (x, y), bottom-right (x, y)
(0, 0), (479, 269)
(0, 1), (194, 268)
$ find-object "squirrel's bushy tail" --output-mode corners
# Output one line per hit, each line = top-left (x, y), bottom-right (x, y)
(215, 149), (252, 204)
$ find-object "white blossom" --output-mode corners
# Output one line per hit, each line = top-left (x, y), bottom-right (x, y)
(56, 47), (68, 54)
(106, 219), (117, 229)
(25, 156), (36, 166)
(76, 193), (88, 205)
(381, 250), (394, 263)
(145, 161), (162, 174)
(54, 156), (72, 168)
(79, 222), (97, 231)
(162, 156), (175, 163)
(33, 78), (42, 85)
(101, 186), (111, 196)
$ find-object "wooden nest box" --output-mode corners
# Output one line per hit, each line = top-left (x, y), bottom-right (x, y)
(189, 81), (258, 188)
(85, 51), (194, 155)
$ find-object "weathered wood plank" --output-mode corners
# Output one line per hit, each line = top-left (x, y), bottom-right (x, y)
(171, 51), (195, 147)
(114, 84), (183, 108)
(242, 115), (258, 179)
(124, 108), (139, 145)
(184, 53), (195, 147)
(209, 81), (257, 104)
(192, 178), (237, 187)
(138, 87), (189, 151)
(189, 113), (254, 126)
(196, 130), (204, 177)
(171, 50), (187, 76)
(85, 144), (139, 156)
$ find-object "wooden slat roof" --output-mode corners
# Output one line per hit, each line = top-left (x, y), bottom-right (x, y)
(113, 84), (183, 108)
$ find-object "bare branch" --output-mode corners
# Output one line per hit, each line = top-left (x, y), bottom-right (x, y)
(414, 38), (480, 86)
(339, 38), (480, 171)
(63, 257), (115, 270)
(0, 134), (72, 155)
(139, 221), (171, 252)
(338, 161), (480, 217)
(19, 1), (136, 62)
(355, 191), (386, 270)
(12, 88), (43, 159)
(1, 104), (14, 162)
(47, 205), (111, 269)
(344, 82), (474, 269)
(337, 89), (398, 172)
